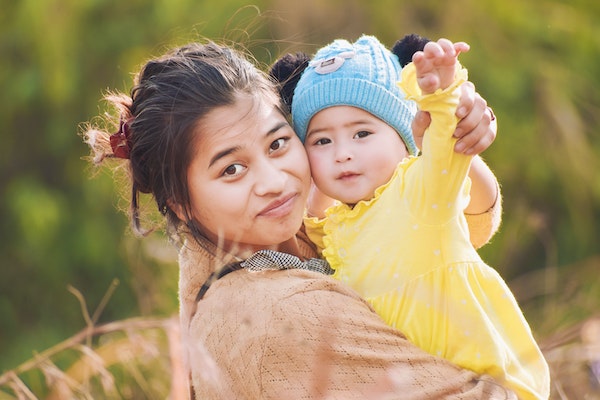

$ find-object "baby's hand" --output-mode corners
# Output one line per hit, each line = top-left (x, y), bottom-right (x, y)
(412, 38), (469, 94)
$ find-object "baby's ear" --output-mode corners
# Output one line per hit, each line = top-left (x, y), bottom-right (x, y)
(269, 52), (310, 113)
(392, 33), (431, 67)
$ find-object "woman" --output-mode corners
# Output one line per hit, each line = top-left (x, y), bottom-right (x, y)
(84, 41), (512, 399)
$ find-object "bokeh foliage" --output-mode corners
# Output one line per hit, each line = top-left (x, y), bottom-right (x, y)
(1, 0), (599, 396)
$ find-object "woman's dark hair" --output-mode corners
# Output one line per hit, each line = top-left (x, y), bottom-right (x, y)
(84, 42), (279, 240)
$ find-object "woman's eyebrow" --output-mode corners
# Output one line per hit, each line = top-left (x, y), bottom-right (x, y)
(208, 122), (288, 168)
(267, 121), (288, 136)
(208, 146), (241, 168)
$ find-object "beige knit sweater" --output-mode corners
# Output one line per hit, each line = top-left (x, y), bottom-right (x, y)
(178, 202), (511, 399)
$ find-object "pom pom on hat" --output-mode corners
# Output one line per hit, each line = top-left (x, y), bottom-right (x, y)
(269, 52), (310, 113)
(392, 33), (431, 67)
(291, 35), (418, 156)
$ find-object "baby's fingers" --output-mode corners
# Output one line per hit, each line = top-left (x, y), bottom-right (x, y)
(453, 41), (470, 55)
(422, 41), (444, 59)
(436, 38), (456, 56)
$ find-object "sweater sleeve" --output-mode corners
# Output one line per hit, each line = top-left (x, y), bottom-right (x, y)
(260, 273), (517, 399)
(186, 268), (516, 399)
(465, 180), (502, 248)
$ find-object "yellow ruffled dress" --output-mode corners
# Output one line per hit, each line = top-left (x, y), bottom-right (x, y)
(305, 63), (549, 399)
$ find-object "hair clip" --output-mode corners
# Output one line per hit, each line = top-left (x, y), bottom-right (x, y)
(109, 117), (133, 159)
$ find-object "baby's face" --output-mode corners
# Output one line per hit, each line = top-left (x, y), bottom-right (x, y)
(304, 106), (409, 205)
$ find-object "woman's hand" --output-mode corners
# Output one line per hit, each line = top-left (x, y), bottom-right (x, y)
(412, 81), (496, 155)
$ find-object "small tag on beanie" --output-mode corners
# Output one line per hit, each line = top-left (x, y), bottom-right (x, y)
(311, 50), (355, 74)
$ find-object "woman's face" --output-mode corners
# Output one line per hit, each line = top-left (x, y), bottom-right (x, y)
(183, 94), (311, 255)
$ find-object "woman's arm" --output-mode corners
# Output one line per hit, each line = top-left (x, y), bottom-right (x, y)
(185, 256), (515, 398)
(464, 155), (499, 215)
(263, 272), (517, 399)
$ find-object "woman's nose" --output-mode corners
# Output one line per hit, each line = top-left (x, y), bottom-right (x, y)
(254, 159), (286, 196)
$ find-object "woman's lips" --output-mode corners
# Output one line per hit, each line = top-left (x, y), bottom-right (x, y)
(258, 193), (298, 217)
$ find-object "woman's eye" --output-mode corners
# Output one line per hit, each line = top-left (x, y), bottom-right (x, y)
(223, 164), (244, 177)
(354, 130), (371, 139)
(269, 137), (287, 152)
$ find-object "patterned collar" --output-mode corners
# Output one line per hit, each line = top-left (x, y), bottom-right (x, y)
(196, 250), (333, 301)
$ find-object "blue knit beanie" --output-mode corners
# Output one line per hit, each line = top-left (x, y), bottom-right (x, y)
(291, 35), (418, 155)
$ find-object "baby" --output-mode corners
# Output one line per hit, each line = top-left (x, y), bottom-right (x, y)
(288, 35), (550, 399)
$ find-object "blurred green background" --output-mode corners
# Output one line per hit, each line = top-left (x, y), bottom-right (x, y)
(1, 0), (599, 396)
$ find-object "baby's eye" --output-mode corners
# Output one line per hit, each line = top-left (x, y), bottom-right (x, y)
(269, 137), (288, 152)
(314, 138), (332, 146)
(354, 130), (372, 139)
(223, 164), (244, 177)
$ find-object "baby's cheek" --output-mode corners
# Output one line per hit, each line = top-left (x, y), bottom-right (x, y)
(306, 152), (329, 180)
